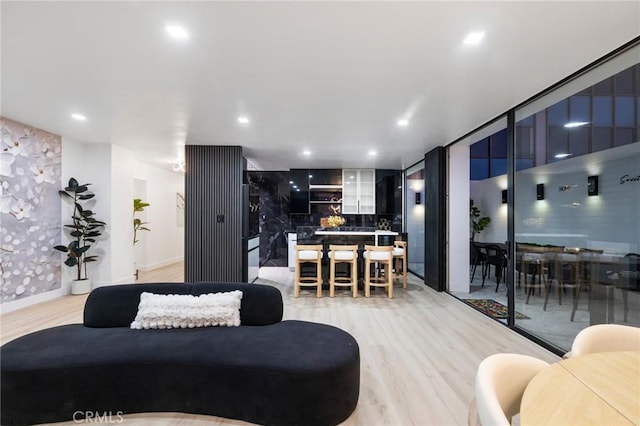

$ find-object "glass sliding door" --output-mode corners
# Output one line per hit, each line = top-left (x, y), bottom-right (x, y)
(513, 45), (640, 351)
(405, 161), (425, 278)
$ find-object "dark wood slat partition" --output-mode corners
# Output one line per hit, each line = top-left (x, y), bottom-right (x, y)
(423, 146), (447, 291)
(185, 145), (244, 282)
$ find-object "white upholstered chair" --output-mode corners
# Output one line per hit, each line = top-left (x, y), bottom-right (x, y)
(569, 324), (640, 358)
(474, 353), (549, 426)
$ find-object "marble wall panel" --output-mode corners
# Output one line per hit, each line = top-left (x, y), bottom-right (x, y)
(248, 171), (290, 266)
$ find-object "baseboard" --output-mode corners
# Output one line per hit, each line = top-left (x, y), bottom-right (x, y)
(93, 275), (137, 287)
(0, 288), (66, 314)
(136, 256), (184, 272)
(1, 258), (184, 313)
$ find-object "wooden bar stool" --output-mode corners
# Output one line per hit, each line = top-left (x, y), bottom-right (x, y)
(392, 240), (407, 289)
(294, 244), (323, 298)
(363, 245), (393, 298)
(328, 244), (359, 297)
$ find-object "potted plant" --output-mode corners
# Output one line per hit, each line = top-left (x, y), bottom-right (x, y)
(133, 198), (151, 245)
(470, 199), (490, 241)
(54, 178), (107, 294)
(133, 198), (150, 279)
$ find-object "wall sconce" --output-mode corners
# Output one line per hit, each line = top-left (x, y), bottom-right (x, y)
(501, 189), (507, 204)
(587, 175), (599, 196)
(536, 183), (545, 200)
(415, 193), (421, 205)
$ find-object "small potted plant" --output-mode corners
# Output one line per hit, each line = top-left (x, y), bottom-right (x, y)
(133, 198), (151, 245)
(470, 199), (490, 241)
(54, 178), (107, 294)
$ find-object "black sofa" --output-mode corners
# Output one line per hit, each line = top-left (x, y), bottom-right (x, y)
(1, 282), (360, 426)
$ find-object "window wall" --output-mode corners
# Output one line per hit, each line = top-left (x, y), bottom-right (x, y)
(452, 42), (639, 353)
(513, 53), (640, 350)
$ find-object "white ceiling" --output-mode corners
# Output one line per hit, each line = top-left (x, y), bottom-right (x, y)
(2, 1), (639, 172)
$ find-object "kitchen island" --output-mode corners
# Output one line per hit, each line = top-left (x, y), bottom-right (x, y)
(315, 229), (398, 246)
(289, 226), (400, 281)
(288, 226), (399, 270)
(296, 226), (398, 245)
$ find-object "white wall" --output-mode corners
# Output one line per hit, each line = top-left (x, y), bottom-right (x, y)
(513, 151), (640, 252)
(469, 175), (508, 244)
(64, 143), (184, 287)
(107, 144), (136, 284)
(83, 143), (114, 286)
(78, 144), (184, 285)
(448, 143), (471, 293)
(132, 160), (184, 271)
(58, 142), (131, 287)
(445, 118), (509, 295)
(471, 143), (640, 253)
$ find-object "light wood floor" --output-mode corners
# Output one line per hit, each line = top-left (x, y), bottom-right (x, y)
(1, 263), (559, 426)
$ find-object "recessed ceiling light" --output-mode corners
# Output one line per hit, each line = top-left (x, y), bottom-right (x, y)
(464, 31), (485, 45)
(237, 116), (250, 124)
(165, 25), (189, 40)
(71, 113), (87, 121)
(172, 160), (185, 172)
(397, 119), (409, 127)
(564, 121), (589, 128)
(289, 180), (294, 184)
(303, 150), (311, 155)
(368, 150), (377, 156)
(555, 153), (572, 159)
(308, 175), (313, 178)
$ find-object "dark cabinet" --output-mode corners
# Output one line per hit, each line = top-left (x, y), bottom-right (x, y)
(309, 169), (342, 186)
(376, 169), (402, 215)
(290, 169), (310, 214)
(291, 169), (343, 215)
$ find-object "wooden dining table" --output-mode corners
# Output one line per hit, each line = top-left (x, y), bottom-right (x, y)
(520, 351), (640, 425)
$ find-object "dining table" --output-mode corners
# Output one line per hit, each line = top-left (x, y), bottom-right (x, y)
(473, 241), (508, 251)
(520, 350), (640, 425)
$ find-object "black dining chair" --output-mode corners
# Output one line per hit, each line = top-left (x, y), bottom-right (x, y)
(470, 242), (487, 285)
(482, 244), (508, 291)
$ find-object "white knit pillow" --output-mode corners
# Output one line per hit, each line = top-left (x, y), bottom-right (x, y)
(130, 291), (243, 329)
